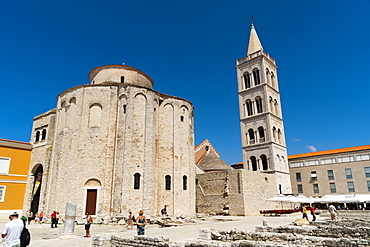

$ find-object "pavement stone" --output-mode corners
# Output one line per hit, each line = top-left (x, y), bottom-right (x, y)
(0, 213), (314, 247)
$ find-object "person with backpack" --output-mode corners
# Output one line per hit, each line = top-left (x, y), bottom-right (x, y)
(1, 212), (30, 247)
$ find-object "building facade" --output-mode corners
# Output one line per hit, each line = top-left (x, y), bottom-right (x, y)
(0, 138), (31, 220)
(23, 65), (196, 220)
(235, 24), (292, 212)
(289, 145), (370, 197)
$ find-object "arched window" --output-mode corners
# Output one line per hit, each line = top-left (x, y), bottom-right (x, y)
(253, 69), (260, 86)
(258, 126), (265, 142)
(121, 76), (125, 83)
(269, 96), (274, 114)
(41, 129), (47, 140)
(35, 131), (40, 142)
(248, 129), (255, 144)
(89, 104), (102, 127)
(165, 175), (171, 190)
(271, 72), (275, 88)
(123, 105), (127, 114)
(274, 99), (279, 116)
(180, 116), (184, 122)
(250, 156), (257, 171)
(272, 127), (277, 141)
(183, 175), (187, 190)
(243, 72), (251, 89)
(134, 173), (141, 189)
(278, 129), (282, 144)
(255, 97), (263, 113)
(265, 69), (271, 85)
(261, 154), (268, 170)
(246, 100), (253, 116)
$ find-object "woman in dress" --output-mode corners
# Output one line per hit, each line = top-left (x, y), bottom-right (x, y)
(136, 210), (146, 235)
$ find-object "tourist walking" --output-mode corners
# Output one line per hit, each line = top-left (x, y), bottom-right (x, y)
(136, 210), (146, 235)
(126, 212), (134, 230)
(55, 212), (60, 227)
(328, 204), (338, 220)
(51, 211), (57, 228)
(302, 206), (309, 220)
(309, 206), (316, 221)
(84, 212), (93, 238)
(27, 210), (33, 225)
(38, 211), (44, 224)
(1, 212), (25, 247)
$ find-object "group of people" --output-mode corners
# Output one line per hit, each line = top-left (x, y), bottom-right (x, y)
(301, 205), (316, 221)
(24, 211), (45, 225)
(125, 205), (168, 235)
(302, 204), (339, 221)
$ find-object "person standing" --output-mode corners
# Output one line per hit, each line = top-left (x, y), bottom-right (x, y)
(136, 210), (146, 235)
(50, 211), (57, 228)
(1, 212), (25, 247)
(84, 212), (93, 238)
(328, 204), (338, 220)
(161, 205), (168, 217)
(126, 212), (134, 230)
(27, 211), (33, 225)
(309, 206), (316, 221)
(55, 212), (60, 227)
(302, 206), (309, 220)
(38, 212), (44, 224)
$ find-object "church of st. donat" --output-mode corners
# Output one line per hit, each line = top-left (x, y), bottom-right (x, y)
(23, 25), (291, 220)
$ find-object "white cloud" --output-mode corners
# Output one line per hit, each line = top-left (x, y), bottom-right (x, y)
(291, 137), (301, 142)
(306, 145), (317, 152)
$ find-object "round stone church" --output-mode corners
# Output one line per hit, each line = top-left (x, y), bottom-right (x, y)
(23, 65), (196, 220)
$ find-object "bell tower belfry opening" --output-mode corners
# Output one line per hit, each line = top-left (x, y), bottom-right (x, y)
(235, 21), (292, 213)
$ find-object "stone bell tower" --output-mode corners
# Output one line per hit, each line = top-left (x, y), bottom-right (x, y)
(235, 23), (292, 213)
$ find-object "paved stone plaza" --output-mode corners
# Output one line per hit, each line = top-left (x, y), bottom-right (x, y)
(0, 214), (307, 246)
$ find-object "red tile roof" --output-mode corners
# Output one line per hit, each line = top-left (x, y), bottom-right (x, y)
(288, 145), (370, 159)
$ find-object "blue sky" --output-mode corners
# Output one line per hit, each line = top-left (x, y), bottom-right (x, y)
(1, 0), (370, 165)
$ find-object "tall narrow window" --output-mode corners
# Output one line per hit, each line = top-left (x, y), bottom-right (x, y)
(258, 126), (265, 142)
(250, 156), (257, 171)
(313, 184), (319, 194)
(121, 76), (125, 83)
(35, 131), (40, 142)
(327, 170), (334, 180)
(183, 175), (187, 190)
(329, 183), (336, 193)
(134, 173), (141, 189)
(347, 182), (355, 192)
(297, 184), (303, 194)
(255, 97), (263, 113)
(345, 168), (352, 179)
(260, 154), (268, 170)
(243, 73), (251, 89)
(0, 186), (6, 202)
(165, 175), (171, 190)
(246, 100), (253, 116)
(311, 171), (317, 181)
(41, 129), (47, 140)
(253, 69), (260, 85)
(123, 105), (127, 114)
(367, 181), (370, 192)
(248, 129), (255, 144)
(296, 172), (302, 182)
(365, 167), (370, 178)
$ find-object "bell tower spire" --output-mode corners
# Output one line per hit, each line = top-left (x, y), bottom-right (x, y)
(235, 21), (292, 215)
(247, 20), (263, 55)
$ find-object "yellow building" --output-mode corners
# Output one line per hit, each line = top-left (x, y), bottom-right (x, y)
(0, 138), (31, 220)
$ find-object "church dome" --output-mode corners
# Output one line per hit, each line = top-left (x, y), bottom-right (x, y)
(88, 65), (154, 89)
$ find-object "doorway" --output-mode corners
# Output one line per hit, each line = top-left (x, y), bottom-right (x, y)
(85, 189), (97, 215)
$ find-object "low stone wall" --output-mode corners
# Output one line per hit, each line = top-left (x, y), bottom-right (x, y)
(255, 225), (370, 240)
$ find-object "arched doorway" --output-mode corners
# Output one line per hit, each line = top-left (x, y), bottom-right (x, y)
(30, 165), (43, 214)
(84, 179), (101, 215)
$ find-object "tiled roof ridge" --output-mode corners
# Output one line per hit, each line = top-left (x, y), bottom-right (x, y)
(288, 144), (370, 159)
